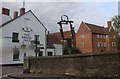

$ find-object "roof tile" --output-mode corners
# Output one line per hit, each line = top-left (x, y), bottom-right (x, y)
(85, 22), (108, 34)
(51, 31), (71, 39)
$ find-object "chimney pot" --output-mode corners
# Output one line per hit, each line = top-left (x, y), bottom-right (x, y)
(2, 8), (10, 16)
(20, 7), (25, 15)
(13, 11), (18, 19)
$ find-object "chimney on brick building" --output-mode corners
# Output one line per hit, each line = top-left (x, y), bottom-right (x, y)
(2, 8), (10, 16)
(20, 7), (25, 15)
(107, 21), (112, 29)
(13, 11), (18, 19)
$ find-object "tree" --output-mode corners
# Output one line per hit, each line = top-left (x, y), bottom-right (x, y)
(112, 15), (120, 52)
(63, 46), (82, 55)
(112, 15), (120, 33)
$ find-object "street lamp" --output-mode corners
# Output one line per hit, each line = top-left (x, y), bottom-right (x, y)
(57, 15), (75, 55)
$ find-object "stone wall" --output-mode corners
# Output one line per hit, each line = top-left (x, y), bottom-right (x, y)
(23, 53), (120, 77)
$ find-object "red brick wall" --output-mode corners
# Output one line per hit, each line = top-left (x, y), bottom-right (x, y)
(76, 22), (118, 53)
(106, 35), (110, 51)
(76, 22), (93, 53)
(107, 27), (117, 52)
(92, 34), (106, 52)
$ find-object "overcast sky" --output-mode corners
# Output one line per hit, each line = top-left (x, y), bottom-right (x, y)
(1, 0), (119, 33)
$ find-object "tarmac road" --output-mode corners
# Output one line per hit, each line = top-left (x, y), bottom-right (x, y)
(1, 66), (117, 79)
(1, 66), (23, 78)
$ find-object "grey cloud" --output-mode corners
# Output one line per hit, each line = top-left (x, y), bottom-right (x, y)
(2, 2), (117, 33)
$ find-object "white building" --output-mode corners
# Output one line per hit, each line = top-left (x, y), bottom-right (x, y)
(0, 8), (63, 65)
(47, 34), (63, 56)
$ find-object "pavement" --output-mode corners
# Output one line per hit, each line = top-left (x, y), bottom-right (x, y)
(2, 66), (23, 76)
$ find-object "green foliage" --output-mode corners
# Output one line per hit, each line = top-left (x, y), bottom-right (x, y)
(112, 15), (120, 52)
(112, 15), (120, 31)
(63, 46), (81, 55)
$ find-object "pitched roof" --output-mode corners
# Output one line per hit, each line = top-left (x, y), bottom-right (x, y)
(84, 22), (108, 34)
(47, 34), (61, 48)
(0, 10), (47, 30)
(51, 31), (72, 39)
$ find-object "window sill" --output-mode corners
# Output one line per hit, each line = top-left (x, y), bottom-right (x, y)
(13, 59), (20, 61)
(12, 40), (19, 43)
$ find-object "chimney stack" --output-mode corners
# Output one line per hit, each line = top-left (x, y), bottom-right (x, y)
(107, 21), (112, 29)
(20, 7), (25, 15)
(13, 11), (18, 19)
(2, 8), (10, 16)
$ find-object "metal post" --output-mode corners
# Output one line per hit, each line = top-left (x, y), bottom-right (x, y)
(35, 35), (38, 57)
(57, 15), (74, 55)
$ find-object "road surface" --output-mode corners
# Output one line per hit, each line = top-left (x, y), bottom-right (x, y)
(1, 66), (23, 78)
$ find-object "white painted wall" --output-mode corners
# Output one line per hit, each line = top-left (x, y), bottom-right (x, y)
(54, 44), (63, 55)
(0, 14), (12, 25)
(46, 48), (55, 56)
(0, 11), (47, 65)
(0, 29), (2, 64)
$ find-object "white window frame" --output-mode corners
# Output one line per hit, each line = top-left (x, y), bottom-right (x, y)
(106, 35), (108, 38)
(97, 34), (99, 38)
(101, 42), (103, 47)
(103, 35), (106, 39)
(104, 42), (107, 47)
(98, 42), (100, 47)
(13, 48), (20, 61)
(112, 42), (114, 47)
(113, 35), (116, 39)
(100, 35), (102, 38)
(82, 42), (85, 47)
(81, 34), (85, 38)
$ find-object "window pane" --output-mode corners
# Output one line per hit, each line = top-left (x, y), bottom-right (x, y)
(98, 42), (100, 47)
(81, 34), (85, 38)
(47, 52), (52, 56)
(12, 33), (19, 42)
(101, 42), (104, 47)
(82, 42), (85, 47)
(97, 34), (99, 38)
(38, 51), (43, 56)
(13, 48), (19, 61)
(100, 35), (102, 38)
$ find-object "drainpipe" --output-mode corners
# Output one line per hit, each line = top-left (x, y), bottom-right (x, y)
(45, 29), (47, 56)
(92, 33), (94, 52)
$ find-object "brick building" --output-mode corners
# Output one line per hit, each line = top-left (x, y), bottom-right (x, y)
(76, 21), (117, 53)
(51, 31), (76, 47)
